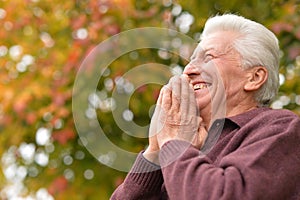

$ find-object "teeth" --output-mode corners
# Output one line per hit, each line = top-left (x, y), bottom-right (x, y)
(193, 83), (208, 90)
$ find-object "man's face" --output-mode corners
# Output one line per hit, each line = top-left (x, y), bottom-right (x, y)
(183, 31), (249, 119)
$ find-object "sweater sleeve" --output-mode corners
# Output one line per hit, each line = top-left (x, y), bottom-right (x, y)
(110, 152), (165, 200)
(159, 112), (300, 200)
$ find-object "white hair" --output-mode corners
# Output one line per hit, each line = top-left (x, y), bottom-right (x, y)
(201, 14), (280, 106)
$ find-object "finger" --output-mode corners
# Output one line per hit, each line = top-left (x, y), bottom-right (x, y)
(180, 75), (190, 114)
(161, 84), (172, 111)
(152, 86), (164, 119)
(182, 75), (198, 116)
(192, 119), (208, 149)
(151, 86), (165, 127)
(149, 86), (165, 138)
(188, 81), (198, 116)
(169, 76), (181, 112)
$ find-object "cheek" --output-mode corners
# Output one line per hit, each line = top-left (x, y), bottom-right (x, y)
(223, 73), (247, 96)
(195, 92), (212, 109)
(218, 65), (246, 89)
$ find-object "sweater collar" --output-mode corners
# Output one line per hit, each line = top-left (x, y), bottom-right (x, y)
(227, 107), (271, 127)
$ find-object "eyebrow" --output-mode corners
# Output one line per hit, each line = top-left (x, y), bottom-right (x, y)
(190, 47), (215, 60)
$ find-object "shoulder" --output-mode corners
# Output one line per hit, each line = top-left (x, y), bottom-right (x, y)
(246, 108), (300, 138)
(254, 108), (300, 126)
(229, 108), (300, 141)
(229, 108), (300, 148)
(230, 107), (300, 127)
(259, 108), (299, 118)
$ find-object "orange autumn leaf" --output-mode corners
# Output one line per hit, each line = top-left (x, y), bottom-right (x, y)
(52, 129), (76, 145)
(48, 176), (69, 195)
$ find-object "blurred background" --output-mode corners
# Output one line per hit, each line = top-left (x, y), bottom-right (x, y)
(0, 0), (299, 199)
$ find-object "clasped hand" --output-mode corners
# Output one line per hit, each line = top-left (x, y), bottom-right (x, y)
(145, 75), (208, 161)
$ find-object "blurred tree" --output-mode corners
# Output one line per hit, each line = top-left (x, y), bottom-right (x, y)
(0, 0), (299, 199)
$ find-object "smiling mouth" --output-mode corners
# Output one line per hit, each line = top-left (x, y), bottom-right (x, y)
(193, 83), (211, 90)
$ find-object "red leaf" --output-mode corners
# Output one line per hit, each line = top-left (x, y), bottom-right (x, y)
(295, 28), (300, 40)
(71, 15), (87, 30)
(271, 22), (293, 34)
(13, 101), (27, 114)
(48, 176), (68, 195)
(26, 112), (37, 125)
(52, 129), (75, 145)
(136, 85), (147, 93)
(288, 46), (300, 60)
(152, 88), (160, 100)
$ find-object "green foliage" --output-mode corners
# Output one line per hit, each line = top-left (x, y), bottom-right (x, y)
(0, 0), (299, 199)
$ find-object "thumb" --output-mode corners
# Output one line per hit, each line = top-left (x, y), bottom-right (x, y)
(192, 119), (208, 149)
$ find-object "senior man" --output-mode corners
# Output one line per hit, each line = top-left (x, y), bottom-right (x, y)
(111, 14), (300, 200)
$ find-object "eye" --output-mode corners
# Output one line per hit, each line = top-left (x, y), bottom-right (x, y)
(204, 53), (215, 63)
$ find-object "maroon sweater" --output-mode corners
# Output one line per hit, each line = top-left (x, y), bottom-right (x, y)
(111, 108), (300, 200)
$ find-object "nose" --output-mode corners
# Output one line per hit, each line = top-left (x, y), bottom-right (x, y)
(183, 60), (201, 77)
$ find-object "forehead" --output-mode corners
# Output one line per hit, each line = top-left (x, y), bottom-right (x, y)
(195, 31), (237, 53)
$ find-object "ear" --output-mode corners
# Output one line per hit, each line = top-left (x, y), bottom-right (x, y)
(244, 66), (268, 92)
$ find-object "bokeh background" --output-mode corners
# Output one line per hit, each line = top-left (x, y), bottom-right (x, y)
(0, 0), (299, 199)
